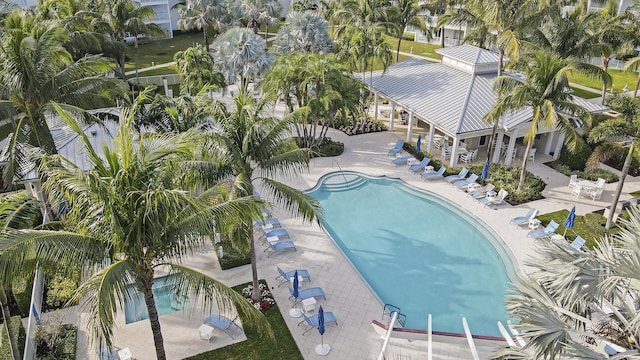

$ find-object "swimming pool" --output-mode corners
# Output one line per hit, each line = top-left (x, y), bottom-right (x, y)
(307, 172), (515, 337)
(124, 276), (190, 324)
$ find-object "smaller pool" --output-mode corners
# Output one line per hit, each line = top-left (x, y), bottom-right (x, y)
(124, 276), (190, 324)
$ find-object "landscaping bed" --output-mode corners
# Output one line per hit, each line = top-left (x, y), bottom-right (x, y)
(535, 209), (619, 249)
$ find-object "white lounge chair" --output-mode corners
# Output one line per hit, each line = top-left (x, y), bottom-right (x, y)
(480, 189), (508, 207)
(468, 184), (495, 199)
(510, 208), (539, 226)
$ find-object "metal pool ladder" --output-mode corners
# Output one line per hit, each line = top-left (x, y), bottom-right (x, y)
(331, 159), (349, 185)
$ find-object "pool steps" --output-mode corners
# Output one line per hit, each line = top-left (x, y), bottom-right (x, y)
(318, 173), (367, 191)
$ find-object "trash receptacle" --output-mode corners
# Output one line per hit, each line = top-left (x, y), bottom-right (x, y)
(620, 200), (631, 212)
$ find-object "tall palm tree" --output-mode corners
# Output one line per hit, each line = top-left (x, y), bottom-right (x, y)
(133, 89), (218, 133)
(202, 93), (322, 302)
(437, 0), (492, 49)
(0, 94), (269, 360)
(239, 0), (282, 37)
(485, 50), (608, 192)
(624, 56), (640, 98)
(424, 0), (456, 48)
(586, 93), (640, 229)
(176, 0), (233, 52)
(391, 0), (428, 63)
(0, 19), (127, 185)
(174, 44), (225, 95)
(273, 11), (334, 55)
(212, 27), (275, 94)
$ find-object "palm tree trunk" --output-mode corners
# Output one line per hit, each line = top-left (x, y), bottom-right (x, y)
(120, 39), (126, 79)
(247, 225), (261, 302)
(395, 37), (402, 63)
(0, 288), (20, 360)
(601, 56), (610, 105)
(142, 277), (167, 360)
(440, 26), (445, 47)
(204, 27), (210, 52)
(134, 36), (140, 83)
(633, 72), (639, 98)
(487, 47), (505, 162)
(606, 143), (633, 229)
(517, 141), (534, 192)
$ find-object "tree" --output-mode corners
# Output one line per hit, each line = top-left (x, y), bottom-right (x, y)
(0, 94), (269, 360)
(174, 44), (225, 95)
(391, 0), (428, 62)
(202, 93), (322, 302)
(437, 0), (491, 49)
(424, 0), (456, 48)
(624, 56), (640, 98)
(0, 19), (127, 185)
(176, 0), (233, 52)
(212, 27), (275, 94)
(89, 0), (165, 78)
(133, 90), (218, 133)
(492, 208), (640, 359)
(273, 11), (334, 55)
(485, 50), (608, 192)
(586, 93), (640, 229)
(239, 0), (282, 38)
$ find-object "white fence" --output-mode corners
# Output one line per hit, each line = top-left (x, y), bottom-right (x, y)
(23, 268), (44, 360)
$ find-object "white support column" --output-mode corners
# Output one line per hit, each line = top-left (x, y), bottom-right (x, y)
(427, 124), (435, 154)
(553, 133), (565, 160)
(504, 130), (518, 166)
(492, 132), (504, 163)
(389, 102), (396, 131)
(406, 112), (414, 142)
(374, 92), (379, 122)
(544, 131), (555, 155)
(450, 136), (460, 167)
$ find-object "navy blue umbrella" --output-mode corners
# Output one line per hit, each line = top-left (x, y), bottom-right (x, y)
(481, 159), (490, 181)
(416, 134), (422, 153)
(318, 306), (326, 343)
(292, 270), (299, 300)
(563, 206), (576, 237)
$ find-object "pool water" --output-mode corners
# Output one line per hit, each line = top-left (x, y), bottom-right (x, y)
(124, 276), (190, 324)
(307, 172), (514, 337)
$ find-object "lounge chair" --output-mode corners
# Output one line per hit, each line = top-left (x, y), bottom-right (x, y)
(422, 166), (446, 180)
(510, 208), (539, 226)
(391, 155), (415, 166)
(444, 168), (469, 183)
(276, 266), (311, 287)
(298, 311), (338, 335)
(480, 189), (509, 207)
(409, 158), (430, 173)
(264, 240), (297, 256)
(468, 184), (495, 199)
(570, 236), (587, 251)
(260, 228), (290, 242)
(527, 220), (559, 239)
(288, 286), (326, 301)
(453, 174), (478, 189)
(388, 140), (404, 156)
(255, 218), (282, 230)
(204, 314), (241, 339)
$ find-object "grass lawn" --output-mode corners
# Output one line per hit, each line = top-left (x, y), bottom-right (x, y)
(385, 36), (443, 60)
(535, 209), (619, 249)
(568, 68), (639, 92)
(124, 32), (205, 71)
(127, 65), (178, 78)
(570, 86), (600, 99)
(185, 281), (303, 360)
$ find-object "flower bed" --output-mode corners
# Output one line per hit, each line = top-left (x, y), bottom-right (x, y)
(337, 121), (385, 136)
(241, 283), (276, 312)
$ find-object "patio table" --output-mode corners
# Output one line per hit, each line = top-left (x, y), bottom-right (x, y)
(577, 180), (598, 190)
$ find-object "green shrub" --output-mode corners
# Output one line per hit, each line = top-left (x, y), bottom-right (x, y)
(216, 240), (251, 270)
(604, 147), (640, 176)
(311, 138), (344, 158)
(45, 274), (78, 309)
(36, 323), (76, 360)
(402, 32), (415, 41)
(467, 163), (546, 204)
(0, 315), (26, 360)
(11, 277), (32, 316)
(557, 144), (592, 171)
(547, 161), (619, 182)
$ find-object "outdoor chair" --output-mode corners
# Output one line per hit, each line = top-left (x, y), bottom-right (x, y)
(422, 166), (446, 180)
(276, 266), (311, 287)
(527, 220), (559, 239)
(204, 314), (241, 339)
(260, 228), (290, 241)
(568, 174), (578, 188)
(288, 286), (327, 301)
(391, 155), (415, 166)
(440, 148), (451, 160)
(587, 187), (603, 200)
(570, 236), (587, 251)
(528, 148), (537, 162)
(571, 185), (584, 198)
(445, 168), (469, 183)
(460, 149), (478, 164)
(298, 311), (338, 335)
(510, 208), (539, 226)
(468, 184), (495, 199)
(264, 240), (297, 257)
(255, 218), (281, 230)
(480, 189), (508, 207)
(388, 140), (404, 156)
(409, 158), (430, 173)
(453, 174), (478, 189)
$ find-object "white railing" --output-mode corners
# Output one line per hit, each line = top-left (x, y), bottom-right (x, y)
(23, 268), (44, 360)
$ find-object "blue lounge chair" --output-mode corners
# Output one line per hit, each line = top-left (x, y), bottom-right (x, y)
(444, 168), (469, 183)
(422, 166), (446, 180)
(453, 174), (478, 188)
(469, 184), (495, 199)
(298, 311), (338, 335)
(204, 314), (241, 339)
(510, 208), (538, 226)
(409, 158), (430, 173)
(388, 140), (404, 156)
(261, 228), (290, 240)
(391, 155), (415, 166)
(255, 218), (281, 229)
(570, 236), (587, 251)
(265, 240), (297, 256)
(288, 286), (326, 301)
(276, 266), (311, 287)
(527, 220), (559, 239)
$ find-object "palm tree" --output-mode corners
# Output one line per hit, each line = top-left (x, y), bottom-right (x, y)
(586, 93), (640, 229)
(273, 11), (334, 55)
(624, 56), (640, 98)
(437, 0), (492, 49)
(0, 191), (42, 360)
(424, 0), (455, 48)
(176, 0), (233, 52)
(212, 27), (275, 94)
(391, 0), (428, 63)
(493, 208), (640, 358)
(0, 94), (270, 360)
(174, 44), (225, 95)
(485, 50), (608, 192)
(239, 0), (282, 37)
(89, 0), (165, 78)
(202, 93), (322, 302)
(133, 89), (218, 133)
(0, 19), (127, 185)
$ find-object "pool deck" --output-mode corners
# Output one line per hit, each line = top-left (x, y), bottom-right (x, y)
(66, 124), (640, 359)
